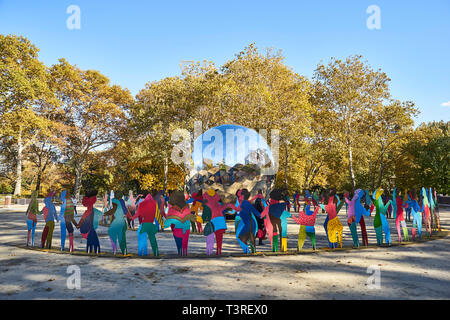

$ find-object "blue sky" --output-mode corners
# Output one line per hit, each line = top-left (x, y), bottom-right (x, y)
(1, 0), (449, 125)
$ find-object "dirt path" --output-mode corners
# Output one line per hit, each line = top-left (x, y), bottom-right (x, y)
(1, 204), (449, 299)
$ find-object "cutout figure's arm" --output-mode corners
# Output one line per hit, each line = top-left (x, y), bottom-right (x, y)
(248, 202), (262, 219)
(290, 211), (301, 224)
(77, 205), (92, 227)
(361, 203), (371, 217)
(103, 203), (117, 217)
(223, 203), (239, 212)
(336, 196), (344, 212)
(344, 196), (350, 204)
(282, 210), (292, 219)
(260, 205), (269, 220)
(402, 198), (408, 208)
(383, 200), (392, 213)
(68, 214), (78, 226)
(128, 204), (140, 220)
(319, 204), (326, 212)
(250, 194), (263, 202)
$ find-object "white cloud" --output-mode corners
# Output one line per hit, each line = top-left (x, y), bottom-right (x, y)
(441, 101), (450, 107)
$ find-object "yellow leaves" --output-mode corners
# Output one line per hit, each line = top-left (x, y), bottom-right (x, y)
(136, 163), (184, 191)
(2, 38), (429, 195)
(139, 173), (161, 191)
(48, 59), (132, 157)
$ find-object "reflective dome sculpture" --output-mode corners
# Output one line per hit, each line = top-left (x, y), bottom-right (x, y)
(186, 124), (276, 203)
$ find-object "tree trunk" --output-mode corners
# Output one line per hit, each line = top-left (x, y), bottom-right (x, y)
(348, 142), (356, 190)
(13, 129), (23, 196)
(34, 146), (44, 196)
(184, 170), (189, 193)
(377, 151), (385, 187)
(35, 170), (42, 196)
(303, 160), (313, 191)
(370, 162), (376, 191)
(163, 157), (168, 192)
(284, 141), (288, 189)
(308, 162), (323, 189)
(73, 161), (84, 199)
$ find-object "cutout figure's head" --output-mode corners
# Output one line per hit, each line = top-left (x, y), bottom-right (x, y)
(169, 190), (186, 209)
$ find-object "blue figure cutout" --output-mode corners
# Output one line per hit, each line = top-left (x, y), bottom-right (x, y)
(137, 223), (148, 256)
(405, 189), (412, 222)
(365, 189), (373, 215)
(59, 190), (67, 251)
(354, 189), (370, 246)
(407, 191), (422, 240)
(235, 189), (261, 254)
(40, 191), (58, 249)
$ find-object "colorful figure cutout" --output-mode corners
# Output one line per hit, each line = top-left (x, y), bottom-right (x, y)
(26, 190), (39, 247)
(296, 196), (319, 251)
(391, 188), (409, 242)
(202, 189), (237, 255)
(40, 191), (57, 249)
(407, 191), (422, 240)
(77, 190), (101, 253)
(165, 191), (198, 256)
(320, 191), (344, 249)
(127, 194), (159, 256)
(372, 188), (392, 246)
(235, 189), (262, 253)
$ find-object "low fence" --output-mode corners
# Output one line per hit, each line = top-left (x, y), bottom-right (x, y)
(437, 195), (450, 205)
(1, 195), (75, 206)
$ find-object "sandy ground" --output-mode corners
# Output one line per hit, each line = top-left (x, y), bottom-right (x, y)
(0, 203), (449, 300)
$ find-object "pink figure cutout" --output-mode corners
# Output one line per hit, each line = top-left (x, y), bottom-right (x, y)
(393, 191), (408, 242)
(249, 194), (264, 203)
(344, 191), (360, 247)
(165, 203), (193, 256)
(202, 190), (238, 255)
(260, 200), (275, 248)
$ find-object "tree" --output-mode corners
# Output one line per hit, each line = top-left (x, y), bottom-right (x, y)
(365, 100), (418, 188)
(403, 121), (450, 194)
(312, 55), (391, 190)
(216, 44), (314, 189)
(48, 59), (133, 198)
(0, 35), (55, 195)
